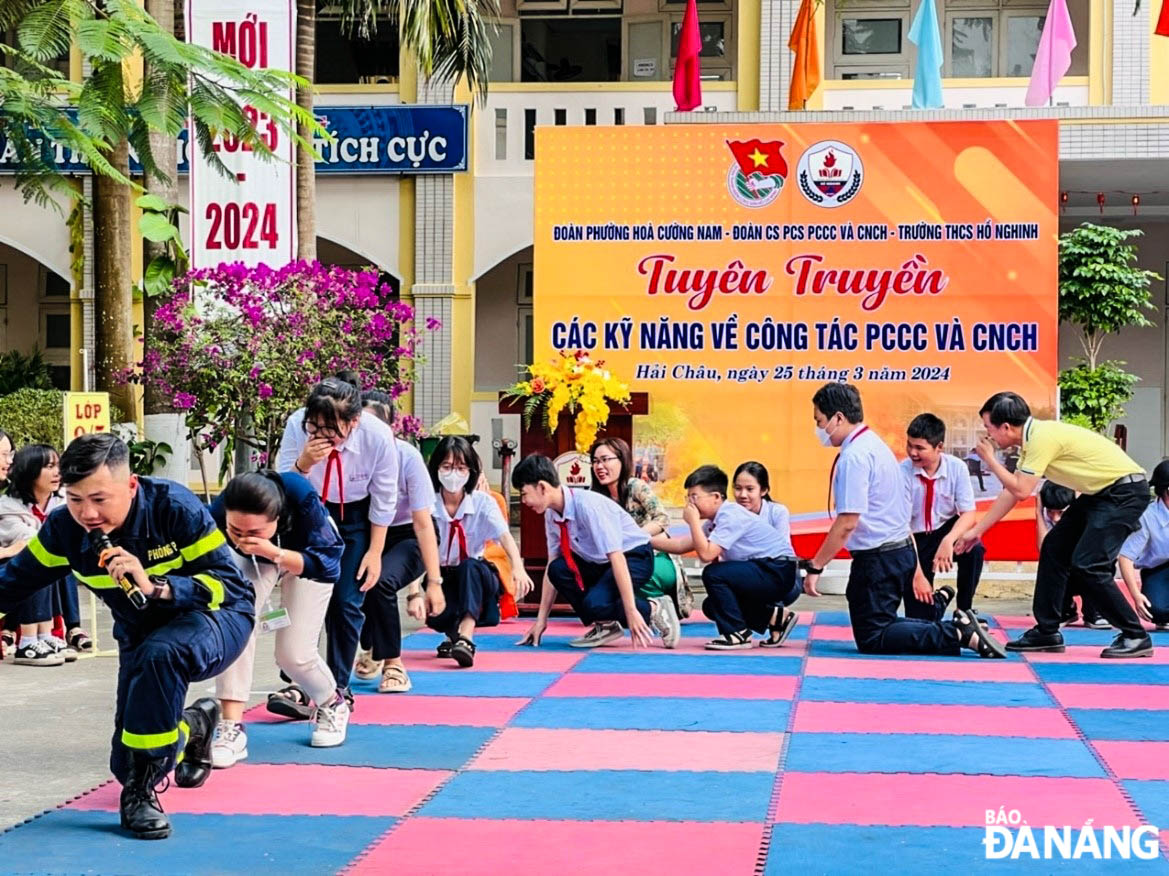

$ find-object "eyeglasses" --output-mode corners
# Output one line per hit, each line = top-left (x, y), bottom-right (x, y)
(439, 464), (470, 475)
(592, 456), (620, 466)
(305, 421), (341, 439)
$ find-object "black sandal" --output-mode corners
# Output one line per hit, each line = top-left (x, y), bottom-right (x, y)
(436, 636), (455, 659)
(450, 636), (476, 668)
(761, 607), (798, 648)
(954, 608), (1006, 659)
(266, 684), (313, 720)
(704, 630), (754, 651)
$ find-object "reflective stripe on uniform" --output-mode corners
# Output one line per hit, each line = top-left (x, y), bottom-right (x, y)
(27, 535), (69, 568)
(72, 570), (118, 590)
(122, 722), (183, 750)
(194, 573), (225, 611)
(181, 529), (226, 562)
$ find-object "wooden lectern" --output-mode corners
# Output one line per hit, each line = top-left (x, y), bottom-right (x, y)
(498, 391), (649, 613)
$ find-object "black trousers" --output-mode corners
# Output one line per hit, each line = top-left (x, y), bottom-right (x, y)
(547, 544), (654, 626)
(702, 558), (799, 635)
(361, 522), (428, 661)
(426, 558), (502, 635)
(848, 543), (961, 655)
(907, 516), (985, 618)
(1034, 479), (1148, 637)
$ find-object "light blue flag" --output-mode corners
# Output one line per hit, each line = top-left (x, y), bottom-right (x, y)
(908, 0), (944, 109)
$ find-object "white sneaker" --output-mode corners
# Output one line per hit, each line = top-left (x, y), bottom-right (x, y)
(569, 621), (624, 648)
(210, 720), (248, 768)
(311, 696), (351, 748)
(649, 596), (681, 649)
(45, 635), (78, 663)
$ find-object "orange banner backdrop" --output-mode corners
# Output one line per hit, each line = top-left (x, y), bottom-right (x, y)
(534, 120), (1059, 515)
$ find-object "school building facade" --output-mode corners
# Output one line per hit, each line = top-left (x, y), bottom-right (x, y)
(1, 0), (1167, 481)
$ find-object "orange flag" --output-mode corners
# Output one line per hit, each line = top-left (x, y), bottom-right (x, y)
(788, 0), (821, 110)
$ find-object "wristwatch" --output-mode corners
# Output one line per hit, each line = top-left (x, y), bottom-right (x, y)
(148, 576), (173, 601)
(799, 559), (824, 576)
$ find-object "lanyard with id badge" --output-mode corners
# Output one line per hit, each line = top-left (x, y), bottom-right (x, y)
(253, 541), (292, 633)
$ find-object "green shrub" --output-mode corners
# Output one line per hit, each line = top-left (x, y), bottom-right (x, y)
(0, 388), (65, 448)
(0, 349), (54, 395)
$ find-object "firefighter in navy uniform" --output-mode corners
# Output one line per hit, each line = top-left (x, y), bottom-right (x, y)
(0, 435), (254, 839)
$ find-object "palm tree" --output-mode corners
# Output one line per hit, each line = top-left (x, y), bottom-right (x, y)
(292, 0), (500, 260)
(1, 0), (318, 415)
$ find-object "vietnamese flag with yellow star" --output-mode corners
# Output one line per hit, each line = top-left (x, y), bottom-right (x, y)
(726, 139), (788, 180)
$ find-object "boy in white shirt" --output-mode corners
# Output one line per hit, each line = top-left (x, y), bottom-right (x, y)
(512, 454), (680, 649)
(657, 465), (800, 650)
(902, 413), (983, 621)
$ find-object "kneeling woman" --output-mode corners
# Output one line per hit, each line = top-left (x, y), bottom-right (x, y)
(428, 437), (532, 667)
(209, 471), (346, 766)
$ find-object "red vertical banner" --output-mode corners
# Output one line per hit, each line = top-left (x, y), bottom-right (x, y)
(672, 0), (702, 111)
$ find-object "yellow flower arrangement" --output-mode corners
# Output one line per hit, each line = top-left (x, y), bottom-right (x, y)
(504, 350), (632, 452)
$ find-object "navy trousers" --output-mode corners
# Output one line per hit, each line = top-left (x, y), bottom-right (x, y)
(546, 544), (654, 626)
(110, 609), (252, 784)
(906, 516), (985, 619)
(702, 557), (799, 635)
(427, 558), (502, 635)
(361, 522), (428, 661)
(848, 544), (961, 655)
(1141, 561), (1169, 625)
(324, 498), (371, 692)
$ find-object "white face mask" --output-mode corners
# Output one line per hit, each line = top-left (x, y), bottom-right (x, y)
(815, 416), (836, 447)
(438, 470), (469, 493)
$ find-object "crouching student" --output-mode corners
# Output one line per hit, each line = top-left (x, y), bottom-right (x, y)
(209, 471), (347, 766)
(657, 465), (800, 650)
(512, 454), (679, 649)
(902, 414), (984, 621)
(1118, 459), (1169, 632)
(427, 437), (532, 666)
(803, 383), (1005, 659)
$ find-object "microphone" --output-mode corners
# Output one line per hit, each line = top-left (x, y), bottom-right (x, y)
(92, 532), (148, 610)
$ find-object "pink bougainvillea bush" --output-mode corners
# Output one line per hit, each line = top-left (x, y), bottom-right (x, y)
(132, 261), (436, 475)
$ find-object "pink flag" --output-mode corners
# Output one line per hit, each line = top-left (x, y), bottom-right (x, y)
(1025, 0), (1077, 107)
(673, 0), (703, 111)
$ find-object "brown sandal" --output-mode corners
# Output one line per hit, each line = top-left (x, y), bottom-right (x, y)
(378, 663), (413, 693)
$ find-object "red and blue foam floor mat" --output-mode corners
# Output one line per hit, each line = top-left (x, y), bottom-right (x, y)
(4, 612), (1169, 874)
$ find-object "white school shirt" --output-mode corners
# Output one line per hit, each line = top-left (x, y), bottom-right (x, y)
(545, 486), (650, 564)
(275, 408), (400, 526)
(901, 454), (976, 534)
(390, 439), (436, 528)
(833, 424), (912, 551)
(434, 489), (508, 564)
(703, 501), (792, 562)
(1120, 499), (1169, 569)
(751, 501), (796, 559)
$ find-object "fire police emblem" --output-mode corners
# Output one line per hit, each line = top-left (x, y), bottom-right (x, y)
(797, 140), (864, 208)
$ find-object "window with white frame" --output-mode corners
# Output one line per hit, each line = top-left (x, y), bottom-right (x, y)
(828, 0), (1087, 80)
(491, 0), (737, 82)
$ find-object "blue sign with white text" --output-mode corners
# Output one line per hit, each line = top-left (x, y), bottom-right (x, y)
(0, 105), (468, 175)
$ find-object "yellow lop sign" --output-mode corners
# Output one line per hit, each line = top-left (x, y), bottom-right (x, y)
(64, 392), (111, 440)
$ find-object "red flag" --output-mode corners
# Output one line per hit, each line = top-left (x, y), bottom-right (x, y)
(1157, 0), (1169, 37)
(727, 139), (788, 179)
(673, 0), (702, 111)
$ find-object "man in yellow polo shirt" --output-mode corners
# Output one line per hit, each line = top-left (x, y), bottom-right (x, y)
(955, 391), (1153, 659)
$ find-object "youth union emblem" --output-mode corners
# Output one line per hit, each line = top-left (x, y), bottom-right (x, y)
(725, 139), (787, 208)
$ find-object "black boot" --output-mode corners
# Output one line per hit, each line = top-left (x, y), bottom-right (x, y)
(120, 755), (171, 840)
(174, 697), (219, 789)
